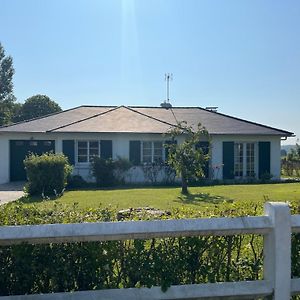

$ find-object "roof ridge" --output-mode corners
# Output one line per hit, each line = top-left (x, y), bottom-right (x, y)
(79, 105), (204, 109)
(47, 106), (122, 132)
(78, 105), (117, 108)
(124, 106), (178, 128)
(196, 107), (294, 136)
(128, 106), (201, 109)
(0, 105), (83, 129)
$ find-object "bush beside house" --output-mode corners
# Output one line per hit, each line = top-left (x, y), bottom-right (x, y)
(91, 157), (132, 187)
(24, 153), (72, 196)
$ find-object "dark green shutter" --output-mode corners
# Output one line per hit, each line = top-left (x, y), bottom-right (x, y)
(62, 140), (75, 165)
(196, 141), (210, 178)
(223, 142), (234, 179)
(259, 142), (271, 178)
(129, 141), (141, 165)
(101, 140), (113, 159)
(164, 140), (177, 161)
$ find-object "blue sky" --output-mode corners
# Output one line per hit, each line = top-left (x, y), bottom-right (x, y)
(0, 0), (299, 144)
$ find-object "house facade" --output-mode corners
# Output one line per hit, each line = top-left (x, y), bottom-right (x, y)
(0, 105), (293, 184)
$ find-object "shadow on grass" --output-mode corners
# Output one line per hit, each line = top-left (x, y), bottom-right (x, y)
(176, 192), (234, 205)
(17, 195), (56, 205)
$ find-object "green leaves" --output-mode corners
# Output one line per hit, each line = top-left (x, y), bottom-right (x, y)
(14, 94), (62, 122)
(0, 42), (17, 126)
(91, 157), (132, 187)
(24, 152), (72, 196)
(0, 203), (265, 296)
(0, 42), (15, 102)
(165, 122), (210, 194)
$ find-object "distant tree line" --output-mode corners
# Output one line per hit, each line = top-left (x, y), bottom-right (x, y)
(0, 42), (62, 126)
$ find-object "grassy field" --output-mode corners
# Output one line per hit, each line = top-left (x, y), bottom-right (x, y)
(17, 183), (300, 214)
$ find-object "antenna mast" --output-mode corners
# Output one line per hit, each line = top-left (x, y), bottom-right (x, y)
(161, 73), (173, 108)
(165, 73), (173, 103)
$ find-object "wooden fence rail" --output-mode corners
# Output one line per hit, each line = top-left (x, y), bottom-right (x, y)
(0, 202), (299, 299)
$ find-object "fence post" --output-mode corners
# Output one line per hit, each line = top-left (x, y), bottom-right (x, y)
(264, 202), (291, 299)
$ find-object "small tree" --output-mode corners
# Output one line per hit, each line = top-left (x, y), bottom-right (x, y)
(165, 122), (210, 194)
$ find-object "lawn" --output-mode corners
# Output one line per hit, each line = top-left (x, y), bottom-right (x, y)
(18, 183), (300, 214)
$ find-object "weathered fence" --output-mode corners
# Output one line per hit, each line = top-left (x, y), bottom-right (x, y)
(0, 202), (299, 299)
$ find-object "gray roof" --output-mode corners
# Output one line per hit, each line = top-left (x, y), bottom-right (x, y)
(0, 105), (293, 136)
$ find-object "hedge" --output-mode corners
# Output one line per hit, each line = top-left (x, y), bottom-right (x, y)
(0, 203), (299, 296)
(24, 152), (72, 196)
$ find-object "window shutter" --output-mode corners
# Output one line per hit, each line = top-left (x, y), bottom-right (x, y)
(259, 141), (271, 178)
(164, 140), (177, 161)
(100, 140), (113, 159)
(62, 140), (75, 165)
(223, 142), (234, 179)
(196, 141), (210, 178)
(129, 141), (141, 165)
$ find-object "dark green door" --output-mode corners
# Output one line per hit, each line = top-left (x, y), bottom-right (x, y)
(10, 140), (55, 181)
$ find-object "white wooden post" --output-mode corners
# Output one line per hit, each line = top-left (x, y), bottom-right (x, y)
(264, 202), (291, 299)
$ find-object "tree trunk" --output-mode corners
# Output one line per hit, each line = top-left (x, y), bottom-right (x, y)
(181, 176), (189, 194)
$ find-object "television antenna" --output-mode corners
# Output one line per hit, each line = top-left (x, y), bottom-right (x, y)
(161, 73), (173, 108)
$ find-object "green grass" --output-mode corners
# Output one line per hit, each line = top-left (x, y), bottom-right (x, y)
(17, 183), (300, 213)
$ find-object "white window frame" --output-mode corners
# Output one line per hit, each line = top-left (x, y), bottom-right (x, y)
(141, 141), (164, 164)
(76, 140), (100, 164)
(246, 143), (255, 177)
(234, 142), (244, 177)
(234, 142), (258, 178)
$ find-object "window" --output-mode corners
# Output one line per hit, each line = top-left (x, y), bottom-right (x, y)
(246, 143), (255, 177)
(77, 141), (99, 163)
(43, 141), (52, 147)
(234, 142), (256, 177)
(142, 141), (152, 163)
(142, 141), (163, 163)
(234, 143), (243, 177)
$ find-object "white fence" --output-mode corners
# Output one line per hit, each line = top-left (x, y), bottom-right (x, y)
(0, 202), (300, 299)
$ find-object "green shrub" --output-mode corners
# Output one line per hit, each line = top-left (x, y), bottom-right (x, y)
(67, 175), (88, 189)
(260, 172), (273, 183)
(91, 157), (115, 187)
(24, 152), (72, 196)
(91, 157), (132, 187)
(113, 157), (132, 184)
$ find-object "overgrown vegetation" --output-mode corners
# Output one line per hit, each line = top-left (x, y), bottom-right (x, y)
(24, 152), (72, 196)
(91, 157), (132, 187)
(282, 144), (300, 178)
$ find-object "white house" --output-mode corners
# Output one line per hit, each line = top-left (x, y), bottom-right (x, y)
(0, 105), (293, 184)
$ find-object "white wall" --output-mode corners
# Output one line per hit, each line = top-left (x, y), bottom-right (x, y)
(0, 136), (9, 184)
(0, 132), (173, 184)
(0, 132), (284, 184)
(210, 135), (282, 180)
(54, 132), (171, 182)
